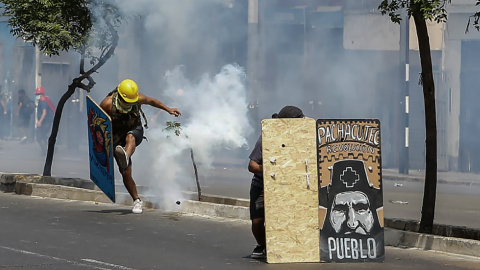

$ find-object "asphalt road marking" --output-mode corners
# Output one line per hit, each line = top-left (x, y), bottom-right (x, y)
(81, 259), (137, 270)
(0, 245), (137, 270)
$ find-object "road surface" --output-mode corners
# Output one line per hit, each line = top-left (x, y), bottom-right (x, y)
(1, 192), (480, 270)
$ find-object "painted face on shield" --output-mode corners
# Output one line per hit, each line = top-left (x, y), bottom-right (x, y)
(330, 191), (374, 235)
(115, 95), (134, 113)
(95, 130), (104, 145)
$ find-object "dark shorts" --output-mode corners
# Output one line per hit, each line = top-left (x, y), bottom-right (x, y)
(249, 183), (265, 220)
(114, 126), (144, 170)
(115, 126), (144, 148)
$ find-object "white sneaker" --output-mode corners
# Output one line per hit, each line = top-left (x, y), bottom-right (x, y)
(114, 145), (129, 172)
(132, 199), (143, 214)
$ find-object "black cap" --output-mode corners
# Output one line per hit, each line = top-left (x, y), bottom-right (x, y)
(272, 106), (304, 119)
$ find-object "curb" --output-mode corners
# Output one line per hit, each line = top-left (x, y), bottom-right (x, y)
(385, 218), (480, 240)
(181, 199), (250, 220)
(385, 228), (480, 258)
(1, 172), (480, 259)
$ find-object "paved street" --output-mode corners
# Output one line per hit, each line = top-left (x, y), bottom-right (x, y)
(1, 139), (480, 230)
(1, 192), (480, 270)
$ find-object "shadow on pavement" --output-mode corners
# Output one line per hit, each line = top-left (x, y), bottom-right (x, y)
(85, 209), (132, 215)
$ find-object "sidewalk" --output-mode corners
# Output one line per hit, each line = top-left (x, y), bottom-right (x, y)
(1, 170), (480, 259)
(382, 168), (480, 186)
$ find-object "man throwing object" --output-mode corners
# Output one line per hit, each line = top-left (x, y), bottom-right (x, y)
(100, 79), (181, 214)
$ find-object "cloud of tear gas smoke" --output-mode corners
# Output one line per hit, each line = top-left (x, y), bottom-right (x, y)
(103, 0), (254, 210)
(135, 64), (253, 211)
(164, 64), (252, 162)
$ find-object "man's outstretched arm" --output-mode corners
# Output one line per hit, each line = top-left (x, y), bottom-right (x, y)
(138, 93), (181, 117)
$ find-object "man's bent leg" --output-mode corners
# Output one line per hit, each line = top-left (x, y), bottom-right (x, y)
(116, 129), (144, 213)
(124, 133), (136, 157)
(115, 134), (136, 172)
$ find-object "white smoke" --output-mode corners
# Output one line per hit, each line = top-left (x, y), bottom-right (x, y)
(164, 64), (251, 163)
(136, 64), (253, 210)
(104, 0), (254, 210)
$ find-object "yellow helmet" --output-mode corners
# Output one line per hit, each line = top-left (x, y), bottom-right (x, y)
(117, 79), (139, 103)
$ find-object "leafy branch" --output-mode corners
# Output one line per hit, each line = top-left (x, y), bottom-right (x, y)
(165, 121), (202, 201)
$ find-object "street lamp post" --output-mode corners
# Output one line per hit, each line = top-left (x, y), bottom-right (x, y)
(399, 9), (410, 175)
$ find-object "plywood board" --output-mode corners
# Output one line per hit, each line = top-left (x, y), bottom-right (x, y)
(262, 118), (319, 263)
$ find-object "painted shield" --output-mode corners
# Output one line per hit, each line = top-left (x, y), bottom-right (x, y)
(86, 96), (115, 202)
(317, 119), (384, 262)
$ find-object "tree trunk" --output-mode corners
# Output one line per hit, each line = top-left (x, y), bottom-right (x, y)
(190, 148), (201, 201)
(412, 13), (438, 234)
(42, 82), (78, 176)
(42, 19), (119, 177)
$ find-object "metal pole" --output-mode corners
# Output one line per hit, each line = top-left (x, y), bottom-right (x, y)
(399, 10), (410, 174)
(247, 0), (259, 98)
(35, 46), (42, 90)
(247, 0), (260, 136)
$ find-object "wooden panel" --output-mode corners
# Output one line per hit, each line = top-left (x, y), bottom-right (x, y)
(262, 118), (319, 263)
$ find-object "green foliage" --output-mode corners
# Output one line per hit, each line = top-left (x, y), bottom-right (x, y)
(378, 0), (450, 24)
(165, 121), (182, 137)
(467, 0), (480, 31)
(1, 0), (92, 56)
(0, 0), (126, 60)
